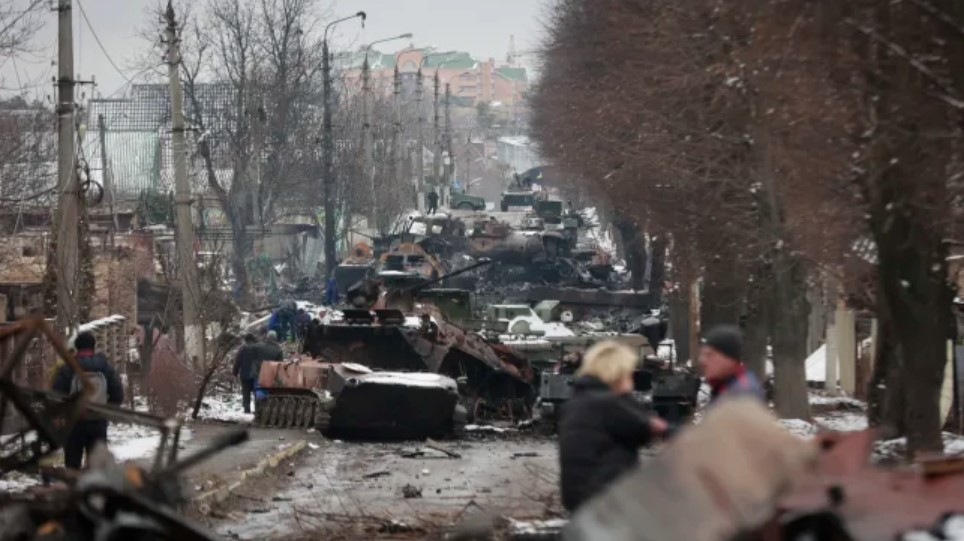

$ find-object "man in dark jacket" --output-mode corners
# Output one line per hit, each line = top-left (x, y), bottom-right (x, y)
(255, 331), (284, 373)
(52, 331), (124, 470)
(427, 190), (439, 215)
(232, 334), (259, 414)
(559, 341), (667, 512)
(699, 325), (765, 403)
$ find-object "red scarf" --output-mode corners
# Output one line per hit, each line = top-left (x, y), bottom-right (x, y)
(75, 349), (95, 358)
(709, 363), (746, 396)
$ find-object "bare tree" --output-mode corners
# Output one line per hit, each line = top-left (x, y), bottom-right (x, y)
(0, 0), (43, 61)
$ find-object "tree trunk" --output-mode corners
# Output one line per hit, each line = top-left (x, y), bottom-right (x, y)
(615, 219), (647, 291)
(742, 293), (769, 382)
(768, 255), (811, 419)
(668, 286), (691, 363)
(876, 222), (951, 455)
(701, 259), (744, 330)
(867, 309), (906, 438)
(230, 213), (253, 309)
(649, 235), (668, 304)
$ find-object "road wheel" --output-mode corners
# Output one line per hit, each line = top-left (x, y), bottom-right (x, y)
(457, 202), (474, 210)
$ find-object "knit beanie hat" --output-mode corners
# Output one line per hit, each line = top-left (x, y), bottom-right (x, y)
(702, 325), (743, 362)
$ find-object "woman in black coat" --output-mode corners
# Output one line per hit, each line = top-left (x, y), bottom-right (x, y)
(559, 341), (668, 512)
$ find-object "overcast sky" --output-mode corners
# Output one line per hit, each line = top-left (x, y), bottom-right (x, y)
(1, 0), (550, 100)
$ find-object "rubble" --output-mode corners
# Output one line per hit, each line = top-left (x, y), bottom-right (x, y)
(0, 317), (249, 541)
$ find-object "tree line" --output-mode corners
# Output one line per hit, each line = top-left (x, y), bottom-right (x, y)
(531, 0), (964, 455)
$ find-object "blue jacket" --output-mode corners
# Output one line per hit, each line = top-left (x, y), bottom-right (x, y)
(709, 368), (765, 403)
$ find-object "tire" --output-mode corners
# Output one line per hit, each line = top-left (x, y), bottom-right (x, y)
(457, 202), (474, 210)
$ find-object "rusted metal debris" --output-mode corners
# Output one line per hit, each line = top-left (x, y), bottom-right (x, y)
(0, 316), (248, 541)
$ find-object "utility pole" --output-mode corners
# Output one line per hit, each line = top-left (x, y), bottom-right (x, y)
(415, 66), (425, 211)
(165, 2), (203, 365)
(432, 70), (441, 204)
(443, 82), (452, 205)
(98, 114), (118, 232)
(361, 56), (375, 226)
(322, 11), (366, 276)
(53, 0), (79, 333)
(392, 65), (403, 211)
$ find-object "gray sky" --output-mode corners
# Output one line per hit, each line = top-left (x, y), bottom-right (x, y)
(1, 0), (549, 100)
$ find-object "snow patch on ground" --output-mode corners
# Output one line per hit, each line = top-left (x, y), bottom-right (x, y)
(816, 412), (869, 433)
(196, 394), (255, 424)
(901, 515), (964, 541)
(465, 424), (515, 434)
(809, 394), (866, 409)
(109, 423), (193, 462)
(780, 419), (818, 437)
(0, 471), (39, 493)
(876, 433), (964, 461)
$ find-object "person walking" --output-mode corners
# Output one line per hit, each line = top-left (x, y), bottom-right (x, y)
(52, 331), (124, 470)
(232, 334), (260, 414)
(427, 190), (439, 215)
(256, 331), (284, 372)
(324, 272), (338, 306)
(698, 325), (765, 403)
(559, 341), (668, 512)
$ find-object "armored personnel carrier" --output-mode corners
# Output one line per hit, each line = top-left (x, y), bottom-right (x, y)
(255, 262), (535, 437)
(255, 359), (461, 439)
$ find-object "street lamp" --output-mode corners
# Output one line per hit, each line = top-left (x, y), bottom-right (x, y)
(322, 10), (366, 276)
(360, 33), (412, 230)
(413, 51), (456, 210)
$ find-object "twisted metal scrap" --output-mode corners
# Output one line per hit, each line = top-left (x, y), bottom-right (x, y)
(0, 317), (92, 475)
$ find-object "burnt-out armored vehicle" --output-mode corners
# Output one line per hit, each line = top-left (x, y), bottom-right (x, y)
(537, 353), (700, 426)
(535, 314), (699, 426)
(255, 262), (535, 438)
(255, 359), (461, 439)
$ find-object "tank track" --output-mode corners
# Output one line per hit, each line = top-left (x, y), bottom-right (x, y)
(254, 393), (333, 430)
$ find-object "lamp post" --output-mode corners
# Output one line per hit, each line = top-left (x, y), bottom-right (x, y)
(432, 59), (458, 208)
(414, 51), (455, 211)
(361, 33), (412, 230)
(322, 11), (365, 276)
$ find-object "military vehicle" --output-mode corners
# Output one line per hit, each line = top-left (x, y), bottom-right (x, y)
(450, 190), (486, 211)
(334, 242), (376, 296)
(536, 353), (700, 426)
(255, 359), (462, 439)
(255, 261), (535, 436)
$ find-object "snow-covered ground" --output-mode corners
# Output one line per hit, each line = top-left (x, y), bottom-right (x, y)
(109, 422), (192, 462)
(194, 393), (255, 424)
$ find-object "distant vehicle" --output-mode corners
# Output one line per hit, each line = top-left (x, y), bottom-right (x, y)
(487, 304), (547, 335)
(500, 191), (537, 212)
(450, 191), (486, 211)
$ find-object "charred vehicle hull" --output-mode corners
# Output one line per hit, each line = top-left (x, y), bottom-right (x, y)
(255, 360), (462, 439)
(301, 309), (535, 423)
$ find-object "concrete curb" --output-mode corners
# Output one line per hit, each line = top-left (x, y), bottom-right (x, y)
(193, 440), (308, 510)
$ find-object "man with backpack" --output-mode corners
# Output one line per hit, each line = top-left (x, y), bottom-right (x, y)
(52, 331), (124, 470)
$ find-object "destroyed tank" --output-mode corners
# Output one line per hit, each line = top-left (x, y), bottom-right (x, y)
(255, 358), (461, 439)
(334, 242), (376, 296)
(305, 261), (537, 423)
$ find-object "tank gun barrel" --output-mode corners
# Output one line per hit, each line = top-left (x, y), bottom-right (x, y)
(400, 258), (492, 292)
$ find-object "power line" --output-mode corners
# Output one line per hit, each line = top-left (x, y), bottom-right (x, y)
(75, 0), (133, 87)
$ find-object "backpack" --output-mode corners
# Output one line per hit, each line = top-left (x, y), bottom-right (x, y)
(71, 370), (109, 418)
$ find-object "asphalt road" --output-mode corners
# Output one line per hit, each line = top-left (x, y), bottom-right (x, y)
(207, 430), (562, 540)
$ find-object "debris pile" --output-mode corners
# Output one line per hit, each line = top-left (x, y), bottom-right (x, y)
(0, 318), (248, 541)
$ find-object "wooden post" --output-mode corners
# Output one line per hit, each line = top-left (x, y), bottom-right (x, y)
(688, 279), (700, 364)
(825, 312), (838, 395)
(836, 300), (857, 395)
